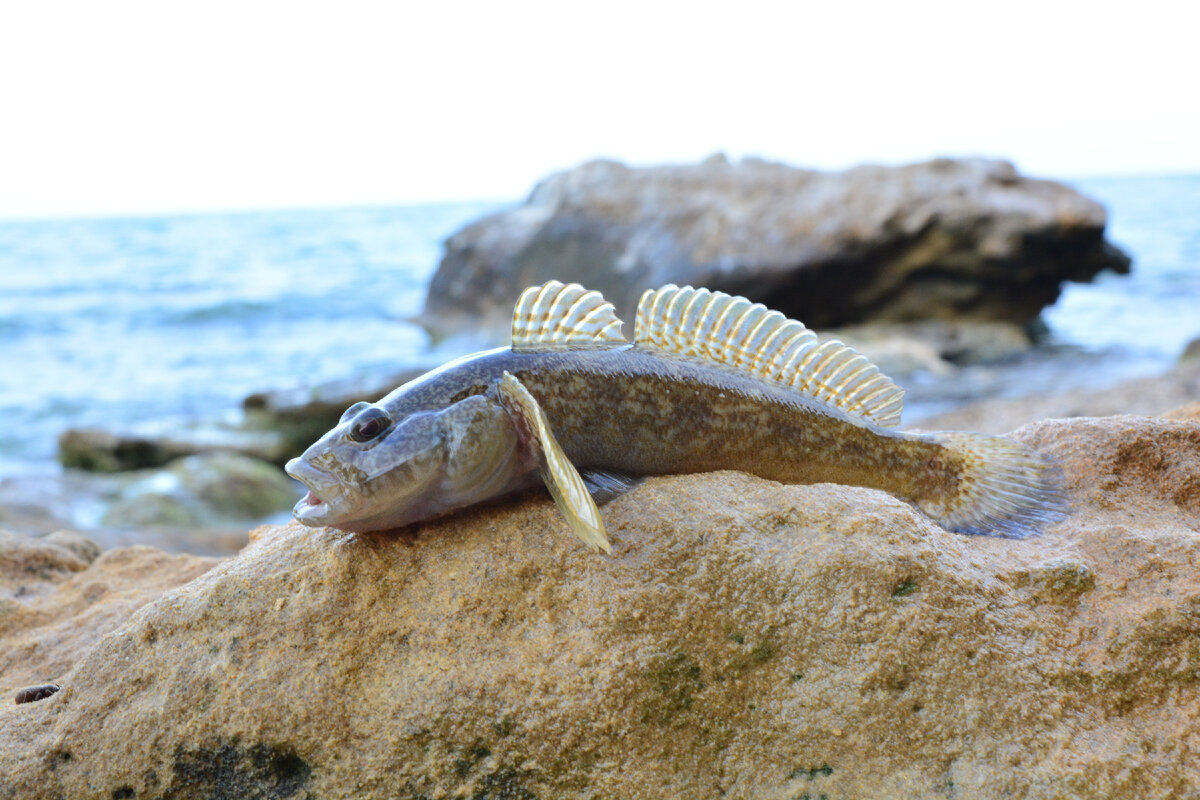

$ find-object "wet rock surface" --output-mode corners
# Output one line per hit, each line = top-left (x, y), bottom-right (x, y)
(2, 415), (1200, 798)
(424, 155), (1129, 339)
(102, 452), (298, 528)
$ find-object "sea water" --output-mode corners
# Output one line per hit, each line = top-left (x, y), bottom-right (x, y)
(0, 202), (499, 476)
(1, 176), (1197, 479)
(1046, 175), (1200, 357)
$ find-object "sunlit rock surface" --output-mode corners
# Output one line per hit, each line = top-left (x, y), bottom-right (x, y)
(424, 156), (1130, 340)
(3, 415), (1199, 799)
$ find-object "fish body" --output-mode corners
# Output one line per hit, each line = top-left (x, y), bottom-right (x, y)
(286, 282), (1066, 550)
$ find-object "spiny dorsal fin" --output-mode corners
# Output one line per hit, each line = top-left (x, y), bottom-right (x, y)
(634, 284), (905, 427)
(511, 281), (626, 351)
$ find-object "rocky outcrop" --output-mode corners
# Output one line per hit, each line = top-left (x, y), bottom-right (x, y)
(4, 414), (1200, 798)
(423, 156), (1130, 339)
(241, 365), (429, 458)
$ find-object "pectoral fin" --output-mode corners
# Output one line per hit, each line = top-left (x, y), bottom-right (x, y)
(496, 371), (612, 554)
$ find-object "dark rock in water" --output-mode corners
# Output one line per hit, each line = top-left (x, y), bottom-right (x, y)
(58, 428), (194, 473)
(424, 156), (1131, 339)
(1181, 335), (1200, 362)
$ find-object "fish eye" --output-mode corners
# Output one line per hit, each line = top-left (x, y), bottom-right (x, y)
(340, 401), (371, 424)
(348, 407), (392, 443)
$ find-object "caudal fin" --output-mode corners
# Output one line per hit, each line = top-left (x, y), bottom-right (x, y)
(918, 432), (1068, 538)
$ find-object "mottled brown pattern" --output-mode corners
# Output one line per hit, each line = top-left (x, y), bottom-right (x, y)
(381, 344), (960, 511)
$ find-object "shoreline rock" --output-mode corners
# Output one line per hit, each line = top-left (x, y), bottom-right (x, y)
(424, 156), (1130, 340)
(3, 414), (1199, 798)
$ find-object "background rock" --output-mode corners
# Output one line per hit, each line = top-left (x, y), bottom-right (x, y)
(832, 319), (1034, 377)
(0, 455), (295, 556)
(241, 365), (429, 458)
(912, 356), (1200, 433)
(3, 415), (1200, 798)
(57, 367), (429, 475)
(58, 423), (291, 473)
(424, 156), (1130, 340)
(1181, 334), (1200, 362)
(101, 452), (298, 528)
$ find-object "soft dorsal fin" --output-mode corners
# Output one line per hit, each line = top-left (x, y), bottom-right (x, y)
(511, 281), (627, 351)
(635, 285), (905, 427)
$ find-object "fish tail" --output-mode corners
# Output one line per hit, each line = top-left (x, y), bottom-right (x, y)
(917, 432), (1068, 537)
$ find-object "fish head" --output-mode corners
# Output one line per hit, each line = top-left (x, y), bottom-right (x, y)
(285, 393), (527, 532)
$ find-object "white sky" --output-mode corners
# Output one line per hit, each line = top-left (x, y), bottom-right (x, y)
(1, 1), (1197, 219)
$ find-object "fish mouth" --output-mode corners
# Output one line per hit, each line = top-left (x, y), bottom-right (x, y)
(285, 457), (338, 524)
(293, 490), (328, 521)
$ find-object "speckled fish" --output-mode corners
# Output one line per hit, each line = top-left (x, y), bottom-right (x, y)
(285, 282), (1066, 552)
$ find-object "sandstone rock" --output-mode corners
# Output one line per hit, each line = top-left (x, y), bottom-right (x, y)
(423, 156), (1130, 340)
(0, 529), (94, 599)
(1164, 401), (1200, 422)
(4, 415), (1200, 798)
(0, 530), (219, 698)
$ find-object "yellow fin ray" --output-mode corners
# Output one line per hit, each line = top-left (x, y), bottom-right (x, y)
(496, 372), (612, 554)
(511, 281), (626, 351)
(634, 285), (905, 427)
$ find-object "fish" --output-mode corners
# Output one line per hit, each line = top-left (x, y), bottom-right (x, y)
(285, 281), (1066, 552)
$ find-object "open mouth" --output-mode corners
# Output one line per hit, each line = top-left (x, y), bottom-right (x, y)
(293, 490), (327, 520)
(285, 457), (335, 522)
